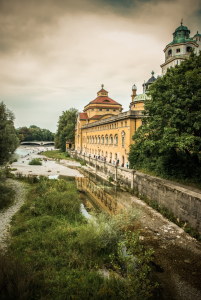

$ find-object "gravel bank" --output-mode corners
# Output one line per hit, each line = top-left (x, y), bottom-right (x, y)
(0, 179), (28, 251)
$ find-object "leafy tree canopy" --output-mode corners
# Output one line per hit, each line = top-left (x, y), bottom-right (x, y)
(16, 126), (55, 142)
(55, 108), (78, 152)
(129, 51), (201, 179)
(0, 102), (19, 165)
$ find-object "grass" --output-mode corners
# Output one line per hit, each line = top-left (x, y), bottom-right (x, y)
(4, 177), (158, 300)
(44, 150), (87, 166)
(28, 158), (42, 165)
(137, 168), (201, 191)
(0, 169), (15, 210)
(43, 150), (73, 160)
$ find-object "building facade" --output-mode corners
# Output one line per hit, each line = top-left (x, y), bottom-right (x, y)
(74, 73), (156, 166)
(161, 22), (201, 75)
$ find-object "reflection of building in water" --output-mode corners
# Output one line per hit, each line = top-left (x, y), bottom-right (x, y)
(75, 176), (125, 215)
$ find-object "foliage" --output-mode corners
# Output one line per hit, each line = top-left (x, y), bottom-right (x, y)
(0, 253), (36, 300)
(110, 230), (158, 299)
(9, 177), (157, 299)
(28, 158), (42, 165)
(0, 102), (19, 166)
(108, 176), (113, 182)
(16, 125), (55, 142)
(55, 108), (78, 151)
(129, 51), (201, 180)
(0, 170), (15, 210)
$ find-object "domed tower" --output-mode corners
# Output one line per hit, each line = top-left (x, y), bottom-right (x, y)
(130, 72), (156, 111)
(160, 21), (200, 75)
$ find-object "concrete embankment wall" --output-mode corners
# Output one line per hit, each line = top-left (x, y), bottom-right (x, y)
(71, 152), (201, 232)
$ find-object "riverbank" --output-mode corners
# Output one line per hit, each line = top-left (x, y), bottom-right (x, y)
(0, 176), (156, 300)
(10, 146), (83, 178)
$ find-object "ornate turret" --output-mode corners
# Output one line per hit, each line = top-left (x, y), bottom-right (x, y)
(142, 71), (156, 93)
(161, 21), (200, 75)
(131, 84), (137, 102)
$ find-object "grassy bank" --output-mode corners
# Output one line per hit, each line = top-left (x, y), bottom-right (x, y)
(0, 169), (15, 210)
(1, 177), (158, 300)
(44, 150), (86, 166)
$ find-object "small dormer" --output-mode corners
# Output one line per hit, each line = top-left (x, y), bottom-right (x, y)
(97, 84), (108, 97)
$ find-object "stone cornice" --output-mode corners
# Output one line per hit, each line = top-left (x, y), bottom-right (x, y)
(81, 110), (144, 129)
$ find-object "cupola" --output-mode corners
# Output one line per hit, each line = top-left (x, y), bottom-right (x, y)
(97, 84), (108, 97)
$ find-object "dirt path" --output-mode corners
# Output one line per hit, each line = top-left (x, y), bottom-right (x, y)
(0, 179), (28, 251)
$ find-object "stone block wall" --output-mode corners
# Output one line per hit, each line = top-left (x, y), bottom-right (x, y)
(71, 152), (201, 232)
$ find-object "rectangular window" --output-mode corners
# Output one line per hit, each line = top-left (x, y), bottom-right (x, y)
(99, 109), (102, 111)
(113, 109), (116, 111)
(106, 109), (109, 111)
(91, 109), (94, 111)
(115, 123), (116, 128)
(125, 121), (127, 127)
(176, 48), (180, 53)
(121, 122), (123, 127)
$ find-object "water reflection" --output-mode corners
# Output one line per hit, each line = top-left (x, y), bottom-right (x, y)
(75, 175), (125, 215)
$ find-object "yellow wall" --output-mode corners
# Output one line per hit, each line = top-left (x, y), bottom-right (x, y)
(75, 117), (143, 166)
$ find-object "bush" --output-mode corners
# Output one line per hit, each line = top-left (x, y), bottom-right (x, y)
(28, 158), (42, 165)
(65, 151), (70, 158)
(108, 176), (113, 182)
(0, 254), (36, 300)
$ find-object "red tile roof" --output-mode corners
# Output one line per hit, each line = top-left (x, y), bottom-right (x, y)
(89, 96), (121, 105)
(79, 112), (88, 119)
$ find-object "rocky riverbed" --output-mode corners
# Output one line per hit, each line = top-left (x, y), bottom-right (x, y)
(0, 179), (28, 251)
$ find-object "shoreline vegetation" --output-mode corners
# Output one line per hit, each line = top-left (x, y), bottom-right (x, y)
(0, 176), (158, 300)
(43, 150), (201, 241)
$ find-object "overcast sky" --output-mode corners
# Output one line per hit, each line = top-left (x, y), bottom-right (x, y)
(1, 0), (201, 132)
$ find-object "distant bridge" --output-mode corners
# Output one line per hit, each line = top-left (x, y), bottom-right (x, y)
(20, 141), (55, 146)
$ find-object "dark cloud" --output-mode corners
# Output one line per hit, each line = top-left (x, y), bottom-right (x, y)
(0, 0), (200, 131)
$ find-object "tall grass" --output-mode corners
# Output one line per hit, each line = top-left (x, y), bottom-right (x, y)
(0, 169), (15, 210)
(7, 177), (157, 299)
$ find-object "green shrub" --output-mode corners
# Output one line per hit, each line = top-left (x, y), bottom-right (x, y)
(108, 176), (113, 182)
(65, 151), (71, 158)
(28, 158), (42, 165)
(0, 253), (36, 300)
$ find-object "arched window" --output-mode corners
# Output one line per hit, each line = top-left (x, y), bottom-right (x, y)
(168, 49), (172, 56)
(110, 135), (113, 145)
(106, 151), (108, 157)
(115, 135), (118, 145)
(98, 136), (100, 144)
(95, 136), (97, 144)
(105, 135), (108, 144)
(92, 136), (94, 144)
(186, 46), (192, 53)
(102, 135), (104, 144)
(121, 131), (125, 147)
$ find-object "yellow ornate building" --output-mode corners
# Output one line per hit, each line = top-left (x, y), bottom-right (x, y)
(74, 73), (156, 167)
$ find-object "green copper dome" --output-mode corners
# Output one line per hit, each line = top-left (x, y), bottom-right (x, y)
(167, 22), (194, 46)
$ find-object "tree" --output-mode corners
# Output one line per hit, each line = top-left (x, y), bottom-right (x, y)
(0, 102), (19, 165)
(55, 108), (78, 152)
(129, 51), (201, 179)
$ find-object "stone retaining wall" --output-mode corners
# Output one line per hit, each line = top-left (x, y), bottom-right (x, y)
(71, 152), (201, 232)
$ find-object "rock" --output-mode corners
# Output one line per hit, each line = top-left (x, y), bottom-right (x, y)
(47, 170), (51, 172)
(57, 171), (60, 173)
(184, 259), (190, 264)
(139, 236), (144, 240)
(192, 272), (197, 276)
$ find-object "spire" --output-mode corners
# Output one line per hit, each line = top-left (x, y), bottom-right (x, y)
(151, 70), (155, 77)
(181, 18), (183, 26)
(101, 84), (104, 89)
